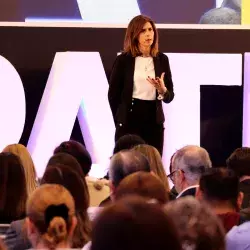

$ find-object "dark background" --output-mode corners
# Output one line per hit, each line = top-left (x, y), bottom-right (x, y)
(0, 26), (247, 166)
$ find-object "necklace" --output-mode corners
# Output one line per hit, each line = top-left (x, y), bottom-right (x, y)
(144, 57), (152, 72)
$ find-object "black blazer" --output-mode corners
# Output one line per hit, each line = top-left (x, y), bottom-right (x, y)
(108, 52), (174, 125)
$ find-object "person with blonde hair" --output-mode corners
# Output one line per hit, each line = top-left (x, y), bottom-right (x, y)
(3, 144), (37, 196)
(26, 184), (77, 250)
(133, 144), (170, 192)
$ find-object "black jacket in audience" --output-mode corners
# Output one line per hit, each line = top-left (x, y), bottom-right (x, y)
(4, 219), (31, 250)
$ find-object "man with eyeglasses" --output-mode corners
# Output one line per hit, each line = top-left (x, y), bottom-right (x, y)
(169, 145), (212, 199)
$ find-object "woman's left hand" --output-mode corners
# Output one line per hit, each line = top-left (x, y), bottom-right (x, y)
(147, 72), (167, 95)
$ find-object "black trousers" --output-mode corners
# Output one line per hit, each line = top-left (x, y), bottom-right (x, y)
(115, 98), (164, 155)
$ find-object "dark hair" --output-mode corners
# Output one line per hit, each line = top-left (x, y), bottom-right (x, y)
(113, 134), (145, 154)
(115, 172), (169, 204)
(124, 15), (159, 57)
(47, 153), (84, 177)
(109, 150), (150, 187)
(199, 168), (239, 208)
(226, 147), (250, 177)
(91, 196), (181, 250)
(54, 140), (92, 176)
(41, 165), (91, 248)
(0, 152), (27, 223)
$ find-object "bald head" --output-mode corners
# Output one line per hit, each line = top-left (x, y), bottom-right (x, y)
(109, 150), (150, 187)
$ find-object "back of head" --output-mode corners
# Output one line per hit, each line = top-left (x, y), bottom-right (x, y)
(133, 144), (170, 191)
(109, 150), (150, 187)
(0, 152), (27, 222)
(115, 172), (169, 204)
(226, 147), (250, 177)
(91, 196), (181, 250)
(41, 164), (91, 248)
(164, 197), (225, 250)
(41, 164), (89, 211)
(113, 134), (145, 154)
(26, 184), (76, 249)
(173, 145), (212, 186)
(54, 140), (92, 176)
(3, 144), (37, 196)
(199, 7), (241, 24)
(47, 153), (84, 177)
(199, 168), (239, 208)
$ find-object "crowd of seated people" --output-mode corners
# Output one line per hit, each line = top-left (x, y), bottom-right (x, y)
(0, 137), (250, 249)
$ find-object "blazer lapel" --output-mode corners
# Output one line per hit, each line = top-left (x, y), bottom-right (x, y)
(125, 55), (135, 102)
(153, 55), (161, 78)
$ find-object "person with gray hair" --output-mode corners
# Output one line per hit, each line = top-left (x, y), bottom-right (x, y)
(164, 197), (225, 250)
(169, 145), (212, 198)
(199, 0), (241, 24)
(109, 150), (151, 197)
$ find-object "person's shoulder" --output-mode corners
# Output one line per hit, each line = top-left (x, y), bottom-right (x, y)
(156, 52), (169, 61)
(116, 52), (133, 60)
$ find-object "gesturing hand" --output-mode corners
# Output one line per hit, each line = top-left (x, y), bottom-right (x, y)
(147, 72), (167, 95)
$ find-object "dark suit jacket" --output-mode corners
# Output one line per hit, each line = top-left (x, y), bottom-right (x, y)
(108, 52), (174, 126)
(4, 219), (31, 250)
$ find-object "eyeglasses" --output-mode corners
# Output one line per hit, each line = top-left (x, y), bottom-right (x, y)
(167, 170), (178, 182)
(167, 169), (185, 182)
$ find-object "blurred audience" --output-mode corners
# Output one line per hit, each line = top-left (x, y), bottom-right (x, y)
(5, 163), (91, 249)
(54, 140), (109, 206)
(91, 196), (181, 250)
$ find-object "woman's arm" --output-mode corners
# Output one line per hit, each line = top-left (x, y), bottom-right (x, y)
(161, 54), (174, 104)
(108, 54), (125, 124)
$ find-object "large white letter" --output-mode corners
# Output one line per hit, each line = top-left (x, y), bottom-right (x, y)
(163, 53), (242, 170)
(28, 52), (115, 177)
(0, 55), (26, 151)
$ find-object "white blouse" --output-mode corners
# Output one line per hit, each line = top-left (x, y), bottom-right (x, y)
(132, 56), (156, 100)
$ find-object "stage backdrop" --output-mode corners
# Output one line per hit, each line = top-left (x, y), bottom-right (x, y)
(0, 23), (249, 176)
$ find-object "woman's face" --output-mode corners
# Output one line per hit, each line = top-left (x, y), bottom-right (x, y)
(137, 22), (154, 49)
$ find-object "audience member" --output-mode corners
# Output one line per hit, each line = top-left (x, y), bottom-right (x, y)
(169, 145), (212, 198)
(133, 144), (170, 192)
(165, 196), (225, 250)
(227, 147), (250, 209)
(91, 196), (181, 250)
(197, 168), (244, 232)
(5, 164), (91, 249)
(54, 140), (91, 176)
(54, 141), (109, 206)
(109, 150), (150, 199)
(113, 134), (146, 155)
(115, 172), (169, 204)
(0, 152), (27, 224)
(26, 184), (77, 249)
(3, 144), (37, 196)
